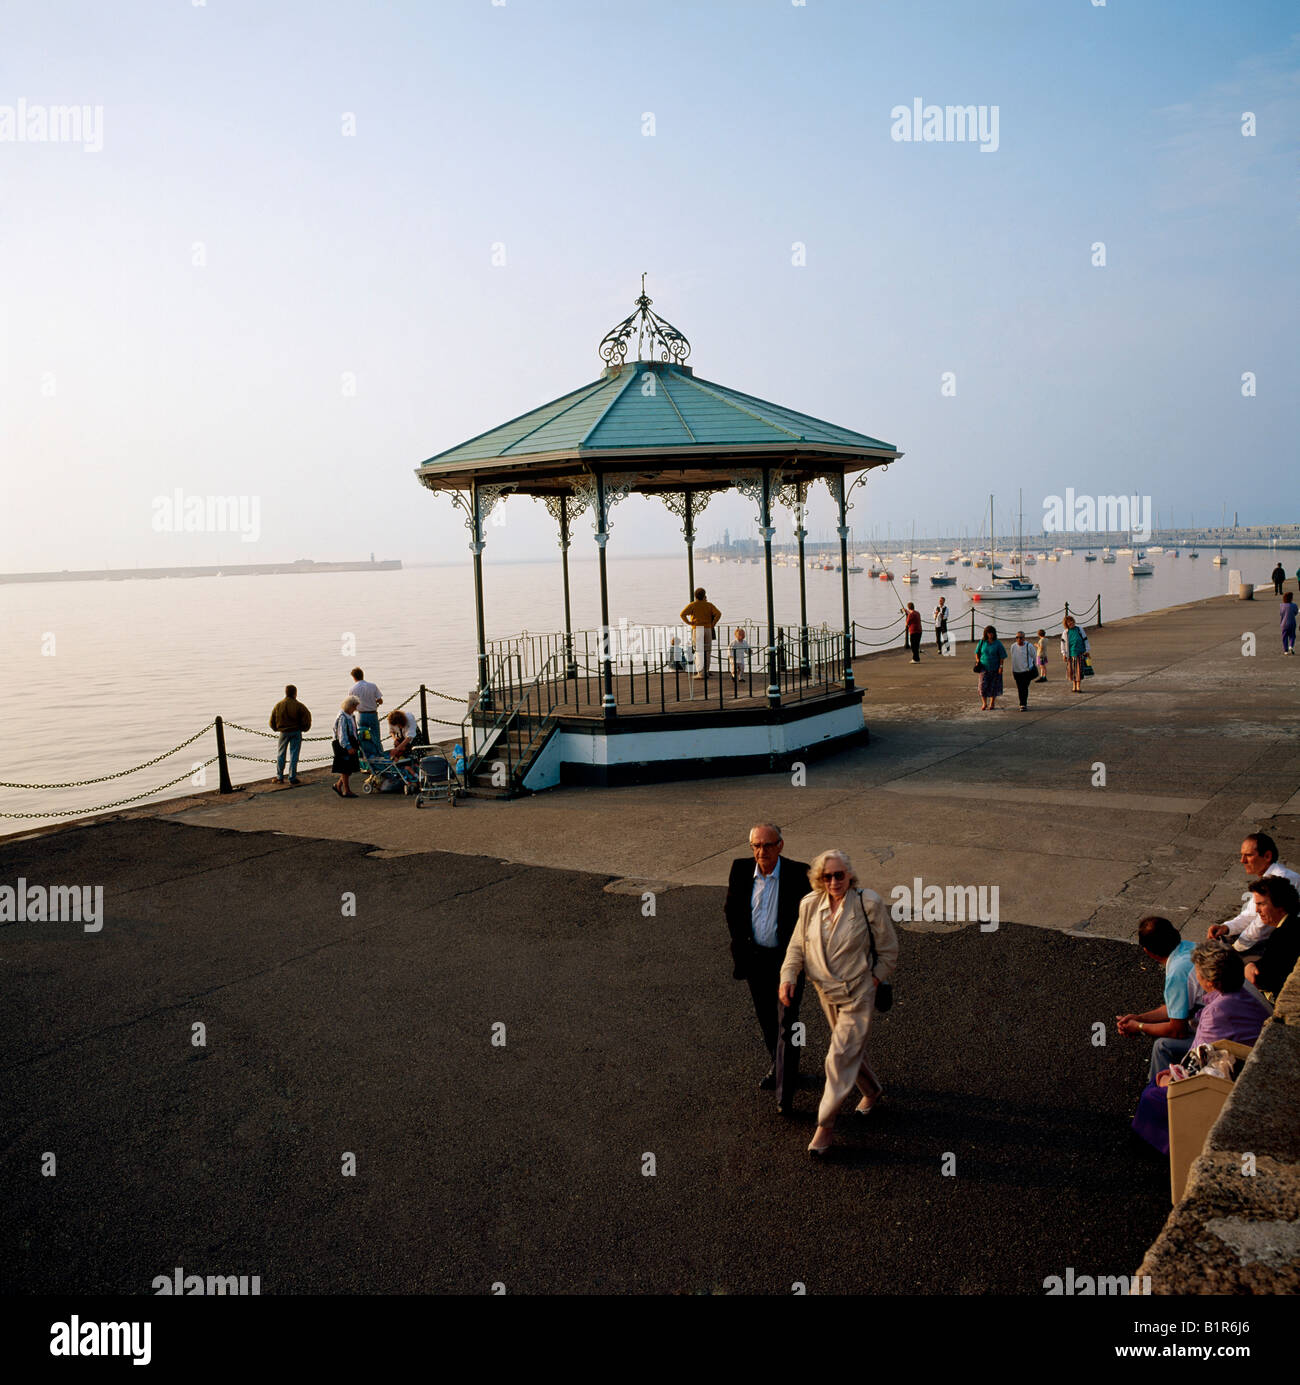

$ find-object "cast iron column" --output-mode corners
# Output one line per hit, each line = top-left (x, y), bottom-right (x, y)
(836, 473), (855, 692)
(559, 494), (577, 678)
(470, 478), (492, 710)
(795, 480), (810, 676)
(683, 489), (696, 601)
(595, 471), (616, 719)
(761, 467), (780, 711)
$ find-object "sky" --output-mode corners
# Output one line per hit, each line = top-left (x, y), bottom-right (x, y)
(1, 0), (1296, 569)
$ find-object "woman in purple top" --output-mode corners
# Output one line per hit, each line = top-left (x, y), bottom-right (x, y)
(1131, 941), (1271, 1153)
(1281, 595), (1297, 655)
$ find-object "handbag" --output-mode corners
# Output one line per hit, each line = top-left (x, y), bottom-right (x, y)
(859, 890), (895, 1012)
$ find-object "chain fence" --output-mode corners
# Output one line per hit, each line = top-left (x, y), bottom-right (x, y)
(0, 605), (1101, 819)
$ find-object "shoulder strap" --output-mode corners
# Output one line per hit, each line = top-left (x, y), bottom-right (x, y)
(858, 889), (879, 971)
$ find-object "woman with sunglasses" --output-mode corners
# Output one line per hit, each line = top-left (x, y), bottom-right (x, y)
(779, 850), (898, 1156)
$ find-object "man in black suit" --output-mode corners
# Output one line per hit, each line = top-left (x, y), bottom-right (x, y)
(725, 822), (810, 1114)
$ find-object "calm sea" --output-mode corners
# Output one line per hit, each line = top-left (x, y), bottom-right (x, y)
(1, 548), (1292, 824)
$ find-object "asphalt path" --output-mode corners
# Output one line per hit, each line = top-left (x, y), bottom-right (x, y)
(2, 819), (1170, 1294)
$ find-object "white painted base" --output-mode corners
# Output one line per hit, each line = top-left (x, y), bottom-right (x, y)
(521, 702), (865, 791)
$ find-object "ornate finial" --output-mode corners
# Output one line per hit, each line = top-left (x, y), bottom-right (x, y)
(598, 277), (691, 367)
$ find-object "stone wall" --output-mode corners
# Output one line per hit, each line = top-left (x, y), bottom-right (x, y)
(1137, 963), (1300, 1292)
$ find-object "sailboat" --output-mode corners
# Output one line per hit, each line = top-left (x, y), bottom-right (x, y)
(964, 493), (1040, 601)
(901, 523), (919, 583)
(1101, 547), (1116, 564)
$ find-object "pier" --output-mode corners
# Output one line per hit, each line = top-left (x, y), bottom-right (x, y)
(3, 591), (1297, 1294)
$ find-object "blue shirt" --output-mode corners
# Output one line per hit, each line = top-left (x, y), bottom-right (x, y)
(1163, 939), (1200, 1021)
(751, 859), (781, 948)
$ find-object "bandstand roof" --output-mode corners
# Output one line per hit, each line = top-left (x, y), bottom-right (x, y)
(415, 286), (901, 497)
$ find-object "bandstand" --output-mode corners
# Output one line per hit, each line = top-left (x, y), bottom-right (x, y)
(415, 284), (903, 794)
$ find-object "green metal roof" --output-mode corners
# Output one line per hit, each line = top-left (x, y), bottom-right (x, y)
(415, 361), (900, 492)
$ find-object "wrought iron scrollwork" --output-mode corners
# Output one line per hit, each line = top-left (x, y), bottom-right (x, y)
(537, 492), (589, 526)
(656, 486), (725, 538)
(598, 274), (691, 367)
(572, 472), (634, 535)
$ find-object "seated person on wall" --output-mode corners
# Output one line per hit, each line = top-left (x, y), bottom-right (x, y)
(1116, 916), (1203, 1083)
(1205, 831), (1300, 952)
(1242, 875), (1300, 1006)
(1131, 941), (1272, 1154)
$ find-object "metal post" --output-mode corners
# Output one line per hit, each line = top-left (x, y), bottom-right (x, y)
(595, 471), (616, 720)
(559, 494), (577, 678)
(836, 474), (854, 691)
(470, 479), (491, 711)
(971, 608), (976, 642)
(761, 466), (780, 710)
(419, 685), (428, 741)
(1096, 593), (1102, 628)
(1064, 600), (1070, 624)
(214, 715), (233, 794)
(683, 489), (696, 601)
(795, 482), (810, 676)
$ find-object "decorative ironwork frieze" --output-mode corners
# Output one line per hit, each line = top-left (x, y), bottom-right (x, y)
(655, 486), (725, 540)
(572, 472), (634, 535)
(598, 274), (691, 367)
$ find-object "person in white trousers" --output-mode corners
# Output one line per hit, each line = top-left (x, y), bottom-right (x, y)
(780, 850), (899, 1156)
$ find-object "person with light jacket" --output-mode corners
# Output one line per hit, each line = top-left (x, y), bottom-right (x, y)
(780, 849), (899, 1156)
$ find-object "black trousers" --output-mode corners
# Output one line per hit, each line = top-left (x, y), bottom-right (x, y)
(1275, 579), (1285, 595)
(909, 631), (922, 661)
(1013, 669), (1035, 707)
(743, 943), (804, 1105)
(935, 622), (947, 649)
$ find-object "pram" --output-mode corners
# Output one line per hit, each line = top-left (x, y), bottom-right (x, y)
(356, 740), (420, 795)
(412, 742), (465, 808)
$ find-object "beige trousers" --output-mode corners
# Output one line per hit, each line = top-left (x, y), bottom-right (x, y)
(814, 980), (881, 1127)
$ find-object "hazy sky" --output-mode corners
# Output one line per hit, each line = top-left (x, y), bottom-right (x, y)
(2, 0), (1295, 570)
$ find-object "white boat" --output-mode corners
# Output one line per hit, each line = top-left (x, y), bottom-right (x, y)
(901, 569), (918, 584)
(1101, 548), (1116, 564)
(1117, 547), (1134, 556)
(1061, 547), (1074, 556)
(964, 492), (1040, 600)
(1129, 553), (1153, 576)
(1046, 553), (1059, 562)
(1211, 554), (1225, 565)
(1148, 546), (1164, 554)
(1023, 553), (1037, 565)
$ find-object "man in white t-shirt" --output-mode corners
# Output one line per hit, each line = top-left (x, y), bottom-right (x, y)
(1207, 832), (1300, 951)
(348, 667), (384, 758)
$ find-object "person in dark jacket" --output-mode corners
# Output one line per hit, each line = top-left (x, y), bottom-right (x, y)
(1270, 562), (1286, 596)
(725, 823), (811, 1115)
(269, 684), (312, 785)
(1243, 876), (1300, 1005)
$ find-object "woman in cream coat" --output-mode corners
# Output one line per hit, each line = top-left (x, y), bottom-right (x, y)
(779, 849), (899, 1155)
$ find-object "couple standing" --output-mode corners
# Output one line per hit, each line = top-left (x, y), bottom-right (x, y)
(726, 824), (899, 1155)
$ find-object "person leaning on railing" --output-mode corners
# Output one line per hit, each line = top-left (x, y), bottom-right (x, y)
(680, 588), (721, 680)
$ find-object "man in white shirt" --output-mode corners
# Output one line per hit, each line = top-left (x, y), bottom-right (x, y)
(933, 597), (949, 651)
(1009, 630), (1037, 710)
(1207, 832), (1300, 951)
(348, 667), (384, 759)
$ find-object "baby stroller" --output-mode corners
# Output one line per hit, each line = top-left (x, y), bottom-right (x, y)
(413, 742), (465, 808)
(357, 739), (420, 796)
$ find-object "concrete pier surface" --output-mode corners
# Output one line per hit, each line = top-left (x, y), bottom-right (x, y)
(174, 591), (1300, 944)
(3, 592), (1296, 1295)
